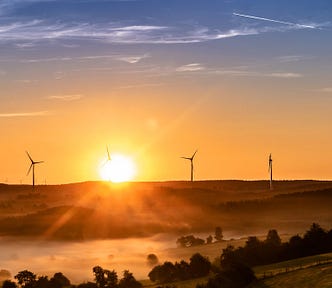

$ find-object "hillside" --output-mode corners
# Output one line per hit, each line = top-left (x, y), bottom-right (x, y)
(0, 180), (332, 240)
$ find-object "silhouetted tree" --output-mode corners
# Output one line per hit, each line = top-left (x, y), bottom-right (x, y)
(36, 276), (50, 288)
(151, 262), (176, 284)
(15, 270), (37, 288)
(146, 254), (159, 267)
(199, 260), (256, 288)
(2, 280), (18, 288)
(189, 253), (211, 278)
(118, 270), (141, 288)
(265, 229), (281, 246)
(206, 235), (213, 244)
(303, 223), (328, 255)
(176, 235), (205, 247)
(174, 260), (191, 281)
(214, 227), (223, 242)
(92, 266), (117, 288)
(49, 273), (70, 288)
(77, 282), (97, 288)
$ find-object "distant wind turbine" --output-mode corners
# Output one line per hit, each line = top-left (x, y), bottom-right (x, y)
(106, 146), (111, 161)
(26, 151), (44, 188)
(181, 150), (198, 182)
(268, 153), (273, 190)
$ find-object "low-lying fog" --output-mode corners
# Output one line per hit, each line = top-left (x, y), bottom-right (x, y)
(0, 236), (177, 283)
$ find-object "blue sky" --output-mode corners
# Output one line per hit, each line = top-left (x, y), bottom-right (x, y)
(1, 0), (332, 183)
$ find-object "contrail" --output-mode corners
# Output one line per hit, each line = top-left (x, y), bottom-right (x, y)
(233, 13), (316, 29)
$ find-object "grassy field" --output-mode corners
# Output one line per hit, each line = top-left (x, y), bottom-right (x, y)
(253, 252), (332, 279)
(250, 262), (332, 288)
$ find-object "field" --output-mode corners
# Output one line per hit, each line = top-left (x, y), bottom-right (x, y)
(0, 180), (332, 241)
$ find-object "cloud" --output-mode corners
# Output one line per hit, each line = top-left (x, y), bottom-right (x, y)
(277, 55), (308, 63)
(0, 19), (270, 45)
(318, 88), (332, 93)
(233, 13), (318, 29)
(267, 72), (303, 78)
(46, 94), (83, 101)
(176, 63), (205, 72)
(118, 54), (149, 64)
(0, 111), (50, 117)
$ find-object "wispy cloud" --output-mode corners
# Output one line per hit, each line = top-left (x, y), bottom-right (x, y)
(267, 72), (303, 78)
(176, 63), (205, 72)
(277, 55), (309, 63)
(317, 88), (332, 93)
(118, 54), (149, 64)
(233, 13), (318, 29)
(0, 19), (271, 45)
(0, 111), (50, 117)
(46, 94), (83, 101)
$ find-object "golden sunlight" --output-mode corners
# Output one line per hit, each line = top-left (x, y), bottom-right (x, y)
(100, 153), (136, 183)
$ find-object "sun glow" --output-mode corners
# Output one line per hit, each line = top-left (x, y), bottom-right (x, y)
(100, 154), (136, 183)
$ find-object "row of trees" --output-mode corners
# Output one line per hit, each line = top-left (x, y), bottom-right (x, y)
(176, 227), (223, 248)
(221, 223), (332, 267)
(148, 253), (211, 283)
(2, 266), (141, 288)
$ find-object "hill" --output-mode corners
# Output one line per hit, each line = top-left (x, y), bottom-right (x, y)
(0, 180), (332, 240)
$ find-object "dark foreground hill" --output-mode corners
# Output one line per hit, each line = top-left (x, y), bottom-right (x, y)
(0, 180), (332, 240)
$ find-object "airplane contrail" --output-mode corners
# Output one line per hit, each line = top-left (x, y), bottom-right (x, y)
(233, 13), (316, 29)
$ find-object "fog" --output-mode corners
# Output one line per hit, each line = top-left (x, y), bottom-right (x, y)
(0, 236), (176, 283)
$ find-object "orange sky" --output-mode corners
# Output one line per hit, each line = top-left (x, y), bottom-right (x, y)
(1, 1), (332, 184)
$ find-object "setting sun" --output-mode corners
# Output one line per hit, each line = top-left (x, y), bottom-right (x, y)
(100, 154), (136, 183)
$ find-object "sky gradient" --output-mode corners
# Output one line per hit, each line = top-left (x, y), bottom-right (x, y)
(1, 0), (332, 184)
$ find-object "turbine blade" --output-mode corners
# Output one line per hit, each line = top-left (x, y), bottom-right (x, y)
(192, 150), (198, 159)
(26, 151), (33, 163)
(27, 164), (33, 176)
(35, 161), (44, 164)
(181, 157), (191, 160)
(107, 146), (111, 160)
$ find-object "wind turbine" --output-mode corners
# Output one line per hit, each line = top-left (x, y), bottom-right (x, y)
(181, 150), (197, 182)
(26, 151), (44, 188)
(268, 153), (273, 190)
(106, 146), (111, 161)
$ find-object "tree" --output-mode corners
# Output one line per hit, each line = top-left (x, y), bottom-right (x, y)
(146, 254), (159, 267)
(189, 253), (211, 278)
(214, 227), (223, 242)
(265, 229), (281, 246)
(148, 262), (176, 284)
(36, 276), (50, 288)
(2, 280), (17, 288)
(15, 270), (37, 288)
(92, 266), (117, 288)
(176, 235), (205, 247)
(77, 282), (98, 288)
(49, 273), (70, 288)
(206, 235), (213, 244)
(174, 260), (191, 281)
(118, 270), (142, 288)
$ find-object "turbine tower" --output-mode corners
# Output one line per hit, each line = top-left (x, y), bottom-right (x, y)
(181, 150), (197, 182)
(106, 146), (111, 161)
(26, 151), (44, 188)
(268, 153), (273, 190)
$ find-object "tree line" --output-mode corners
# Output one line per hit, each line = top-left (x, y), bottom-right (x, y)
(2, 266), (142, 288)
(221, 223), (332, 267)
(176, 227), (223, 248)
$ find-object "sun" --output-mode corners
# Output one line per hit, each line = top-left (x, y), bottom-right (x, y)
(100, 154), (136, 183)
